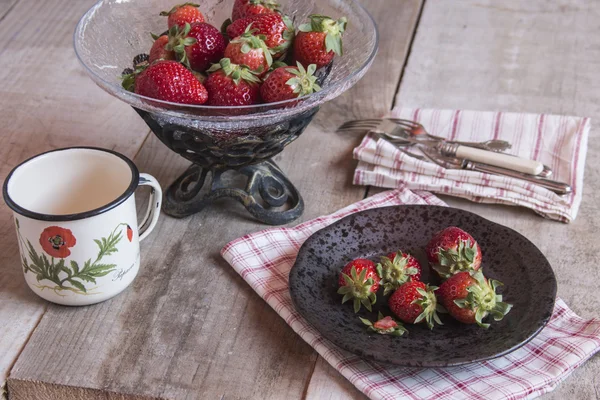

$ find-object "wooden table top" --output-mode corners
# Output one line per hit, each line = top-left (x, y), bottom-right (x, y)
(1, 0), (599, 399)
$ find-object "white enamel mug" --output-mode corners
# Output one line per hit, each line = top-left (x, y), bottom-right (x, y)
(3, 147), (162, 306)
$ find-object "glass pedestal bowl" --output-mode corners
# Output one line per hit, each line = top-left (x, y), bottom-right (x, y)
(74, 0), (378, 225)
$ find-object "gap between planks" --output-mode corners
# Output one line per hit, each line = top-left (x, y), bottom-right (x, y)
(363, 0), (426, 201)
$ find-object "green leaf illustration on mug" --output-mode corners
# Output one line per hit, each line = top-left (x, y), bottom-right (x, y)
(16, 221), (129, 296)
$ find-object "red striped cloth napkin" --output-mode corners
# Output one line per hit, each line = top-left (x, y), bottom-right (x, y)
(353, 108), (591, 222)
(221, 189), (600, 400)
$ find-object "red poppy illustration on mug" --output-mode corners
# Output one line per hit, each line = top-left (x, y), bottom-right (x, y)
(16, 221), (133, 296)
(126, 225), (133, 242)
(39, 226), (77, 258)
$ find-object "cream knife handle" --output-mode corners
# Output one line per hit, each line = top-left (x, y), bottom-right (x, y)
(448, 145), (544, 175)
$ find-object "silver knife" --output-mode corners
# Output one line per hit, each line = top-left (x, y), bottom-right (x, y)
(417, 147), (572, 195)
(380, 121), (546, 176)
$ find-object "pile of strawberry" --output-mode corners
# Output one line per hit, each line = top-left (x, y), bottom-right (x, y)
(121, 1), (347, 106)
(337, 227), (513, 336)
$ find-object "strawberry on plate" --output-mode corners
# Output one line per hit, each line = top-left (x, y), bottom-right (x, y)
(260, 62), (321, 103)
(132, 60), (208, 105)
(388, 281), (443, 329)
(437, 271), (512, 328)
(232, 0), (280, 21)
(224, 25), (273, 75)
(205, 58), (261, 106)
(160, 3), (205, 29)
(293, 14), (347, 69)
(226, 13), (294, 59)
(376, 251), (422, 295)
(359, 312), (408, 336)
(337, 258), (379, 313)
(426, 227), (483, 279)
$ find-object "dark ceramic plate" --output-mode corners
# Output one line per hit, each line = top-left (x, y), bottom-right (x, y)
(289, 205), (557, 367)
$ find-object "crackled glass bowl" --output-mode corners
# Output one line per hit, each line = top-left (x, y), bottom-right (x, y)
(74, 0), (378, 123)
(74, 0), (378, 223)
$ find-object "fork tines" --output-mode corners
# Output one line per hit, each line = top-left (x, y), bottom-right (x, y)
(337, 118), (422, 132)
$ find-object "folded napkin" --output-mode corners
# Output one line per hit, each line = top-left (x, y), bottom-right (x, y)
(221, 189), (600, 400)
(353, 108), (591, 222)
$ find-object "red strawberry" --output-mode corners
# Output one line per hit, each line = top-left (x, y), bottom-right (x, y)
(426, 227), (483, 279)
(133, 60), (208, 105)
(437, 271), (512, 328)
(376, 251), (422, 296)
(337, 258), (380, 313)
(293, 14), (347, 68)
(158, 23), (197, 68)
(160, 3), (205, 29)
(149, 35), (175, 63)
(388, 281), (442, 329)
(226, 13), (294, 58)
(260, 62), (321, 103)
(359, 312), (407, 336)
(224, 25), (272, 75)
(205, 58), (261, 106)
(232, 0), (280, 21)
(170, 23), (226, 72)
(126, 225), (133, 242)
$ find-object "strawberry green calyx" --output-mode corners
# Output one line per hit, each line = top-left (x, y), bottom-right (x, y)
(359, 312), (408, 336)
(231, 24), (273, 68)
(298, 14), (347, 56)
(166, 23), (198, 69)
(285, 62), (321, 96)
(160, 2), (200, 16)
(207, 58), (261, 85)
(376, 251), (419, 296)
(248, 0), (280, 11)
(413, 285), (444, 330)
(271, 60), (288, 69)
(432, 239), (479, 279)
(454, 271), (513, 329)
(337, 265), (378, 313)
(121, 64), (148, 92)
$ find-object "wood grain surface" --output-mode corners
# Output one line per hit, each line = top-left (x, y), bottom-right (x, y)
(3, 0), (600, 399)
(4, 1), (422, 399)
(394, 0), (600, 398)
(0, 0), (148, 393)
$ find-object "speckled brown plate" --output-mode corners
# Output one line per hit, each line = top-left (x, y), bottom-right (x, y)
(289, 205), (557, 367)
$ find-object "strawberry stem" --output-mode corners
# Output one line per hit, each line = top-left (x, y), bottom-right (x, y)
(453, 271), (513, 328)
(337, 265), (378, 313)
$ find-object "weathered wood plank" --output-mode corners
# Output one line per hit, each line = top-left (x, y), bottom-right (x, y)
(0, 0), (149, 394)
(304, 0), (423, 398)
(392, 0), (600, 398)
(6, 0), (422, 398)
(0, 0), (18, 21)
(305, 358), (364, 400)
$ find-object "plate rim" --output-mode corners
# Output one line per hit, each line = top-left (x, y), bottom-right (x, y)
(289, 204), (557, 368)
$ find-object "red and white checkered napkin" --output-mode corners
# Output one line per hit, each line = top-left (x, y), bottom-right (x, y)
(221, 189), (600, 400)
(353, 107), (591, 222)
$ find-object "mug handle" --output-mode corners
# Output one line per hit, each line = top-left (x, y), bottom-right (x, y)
(137, 173), (162, 242)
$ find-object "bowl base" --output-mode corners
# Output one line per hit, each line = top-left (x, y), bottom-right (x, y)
(163, 159), (304, 225)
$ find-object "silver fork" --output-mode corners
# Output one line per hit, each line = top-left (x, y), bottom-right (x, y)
(338, 118), (512, 152)
(396, 141), (571, 194)
(348, 119), (553, 177)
